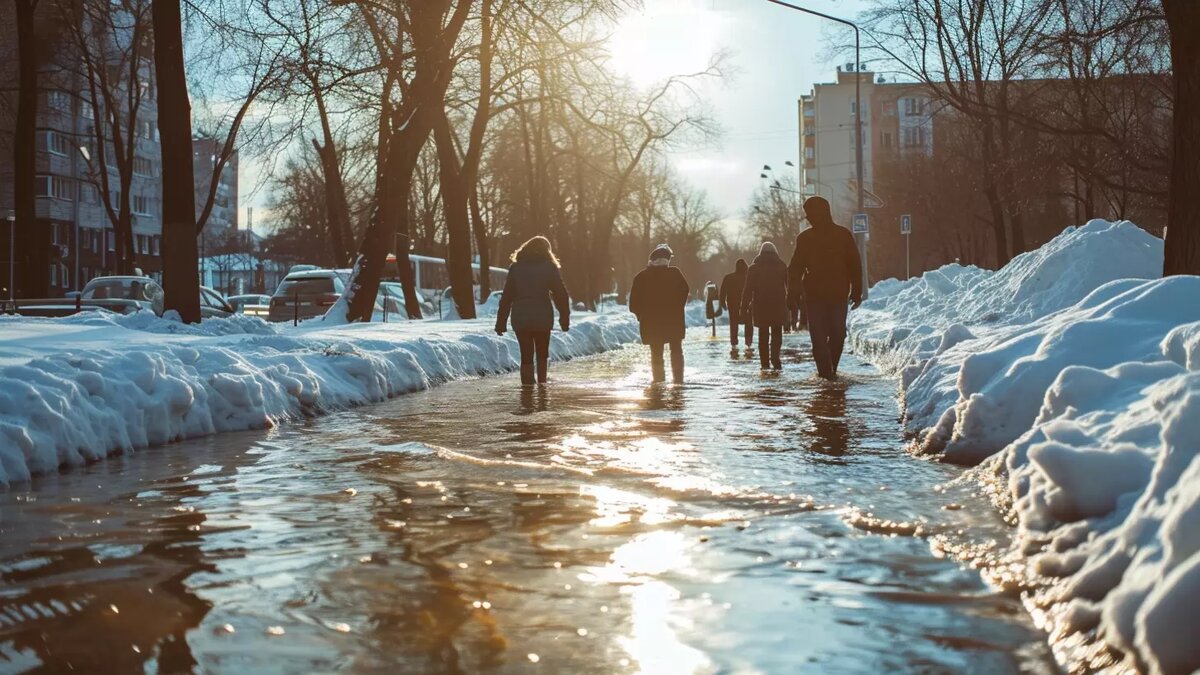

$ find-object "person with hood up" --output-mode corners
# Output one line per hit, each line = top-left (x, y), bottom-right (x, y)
(740, 241), (790, 370)
(788, 196), (863, 380)
(719, 258), (753, 354)
(495, 235), (571, 385)
(629, 244), (690, 383)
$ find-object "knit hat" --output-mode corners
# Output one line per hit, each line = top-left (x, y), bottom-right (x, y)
(759, 241), (778, 256)
(649, 244), (673, 262)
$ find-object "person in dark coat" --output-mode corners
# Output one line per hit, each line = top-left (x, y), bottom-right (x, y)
(495, 235), (570, 385)
(788, 196), (863, 380)
(629, 244), (690, 383)
(740, 241), (789, 370)
(719, 259), (753, 353)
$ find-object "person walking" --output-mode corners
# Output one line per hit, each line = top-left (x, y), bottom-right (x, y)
(495, 235), (571, 385)
(629, 244), (690, 383)
(719, 258), (753, 354)
(740, 241), (790, 370)
(788, 196), (862, 380)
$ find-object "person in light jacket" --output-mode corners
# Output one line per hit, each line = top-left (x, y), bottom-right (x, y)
(495, 236), (570, 385)
(629, 244), (690, 383)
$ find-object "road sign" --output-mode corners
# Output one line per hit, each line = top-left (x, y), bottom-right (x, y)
(901, 214), (912, 235)
(852, 213), (869, 234)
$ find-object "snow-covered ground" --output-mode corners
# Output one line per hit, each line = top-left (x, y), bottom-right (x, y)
(850, 219), (1200, 674)
(0, 303), (707, 487)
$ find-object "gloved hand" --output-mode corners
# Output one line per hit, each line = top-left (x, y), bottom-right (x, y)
(495, 326), (506, 336)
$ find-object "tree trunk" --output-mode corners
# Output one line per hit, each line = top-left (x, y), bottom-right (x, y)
(434, 111), (477, 319)
(13, 0), (46, 299)
(153, 0), (201, 323)
(311, 84), (354, 267)
(1163, 0), (1200, 276)
(470, 189), (490, 303)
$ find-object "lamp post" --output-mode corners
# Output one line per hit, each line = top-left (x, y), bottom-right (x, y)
(764, 0), (868, 298)
(6, 210), (14, 303)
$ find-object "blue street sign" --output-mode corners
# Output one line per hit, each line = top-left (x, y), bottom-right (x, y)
(901, 214), (912, 235)
(852, 213), (869, 234)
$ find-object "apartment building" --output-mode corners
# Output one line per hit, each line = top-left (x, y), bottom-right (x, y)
(798, 66), (934, 224)
(0, 3), (239, 297)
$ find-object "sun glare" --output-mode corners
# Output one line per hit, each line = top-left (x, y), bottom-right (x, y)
(607, 0), (727, 87)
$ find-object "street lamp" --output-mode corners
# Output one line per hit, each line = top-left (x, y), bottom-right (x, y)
(6, 210), (15, 303)
(764, 0), (868, 297)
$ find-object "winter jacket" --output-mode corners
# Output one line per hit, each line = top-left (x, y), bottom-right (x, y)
(741, 249), (790, 327)
(495, 257), (570, 333)
(719, 270), (748, 316)
(788, 222), (863, 304)
(629, 263), (690, 344)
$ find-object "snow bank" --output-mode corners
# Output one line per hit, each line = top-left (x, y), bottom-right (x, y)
(0, 304), (707, 486)
(850, 219), (1200, 673)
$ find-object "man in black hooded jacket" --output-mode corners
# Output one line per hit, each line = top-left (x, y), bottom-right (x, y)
(719, 259), (753, 352)
(788, 196), (863, 380)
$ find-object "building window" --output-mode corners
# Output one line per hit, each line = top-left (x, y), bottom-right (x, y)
(81, 184), (100, 205)
(903, 125), (928, 148)
(882, 131), (893, 149)
(45, 131), (72, 156)
(107, 230), (115, 252)
(44, 90), (72, 112)
(883, 101), (896, 117)
(904, 97), (925, 116)
(133, 157), (154, 176)
(133, 195), (153, 216)
(805, 147), (814, 159)
(151, 235), (161, 256)
(850, 100), (857, 115)
(35, 175), (76, 200)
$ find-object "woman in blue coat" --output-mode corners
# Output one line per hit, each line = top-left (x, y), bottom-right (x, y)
(495, 236), (571, 385)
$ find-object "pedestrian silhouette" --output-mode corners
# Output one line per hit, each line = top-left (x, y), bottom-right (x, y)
(495, 235), (571, 385)
(629, 244), (689, 383)
(788, 196), (863, 380)
(719, 258), (754, 355)
(741, 241), (789, 370)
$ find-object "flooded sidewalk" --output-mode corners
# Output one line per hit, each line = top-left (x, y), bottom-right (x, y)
(0, 330), (1055, 673)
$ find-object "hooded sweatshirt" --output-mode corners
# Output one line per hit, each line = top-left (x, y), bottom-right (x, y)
(789, 199), (863, 304)
(740, 243), (790, 327)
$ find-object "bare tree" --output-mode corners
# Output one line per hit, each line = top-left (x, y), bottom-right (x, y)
(1162, 0), (1200, 275)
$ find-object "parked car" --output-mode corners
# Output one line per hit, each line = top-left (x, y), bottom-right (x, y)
(227, 294), (271, 317)
(268, 269), (382, 322)
(200, 286), (235, 319)
(80, 275), (165, 314)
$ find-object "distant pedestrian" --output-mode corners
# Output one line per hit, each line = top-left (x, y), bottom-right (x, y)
(629, 244), (690, 383)
(788, 196), (862, 380)
(741, 241), (789, 370)
(719, 259), (753, 354)
(495, 235), (571, 385)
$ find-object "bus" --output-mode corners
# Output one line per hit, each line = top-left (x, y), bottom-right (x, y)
(384, 253), (508, 299)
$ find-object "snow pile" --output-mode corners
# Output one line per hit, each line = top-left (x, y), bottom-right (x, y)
(850, 219), (1200, 672)
(0, 304), (707, 486)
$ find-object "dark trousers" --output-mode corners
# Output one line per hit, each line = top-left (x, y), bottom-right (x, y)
(516, 330), (551, 384)
(649, 340), (684, 383)
(806, 300), (849, 378)
(760, 324), (783, 368)
(728, 311), (754, 347)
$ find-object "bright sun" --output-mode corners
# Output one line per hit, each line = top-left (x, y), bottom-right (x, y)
(606, 0), (727, 87)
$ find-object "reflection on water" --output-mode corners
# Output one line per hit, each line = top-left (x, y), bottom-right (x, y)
(0, 333), (1054, 673)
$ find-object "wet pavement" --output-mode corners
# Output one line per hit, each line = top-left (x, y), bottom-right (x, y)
(0, 329), (1057, 674)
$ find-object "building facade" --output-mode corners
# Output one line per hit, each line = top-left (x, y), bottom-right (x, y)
(0, 2), (239, 297)
(798, 65), (935, 225)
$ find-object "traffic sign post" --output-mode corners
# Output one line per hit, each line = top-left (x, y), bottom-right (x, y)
(852, 213), (869, 234)
(901, 214), (912, 279)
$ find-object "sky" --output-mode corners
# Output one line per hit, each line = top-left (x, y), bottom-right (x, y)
(606, 0), (870, 232)
(239, 0), (869, 236)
